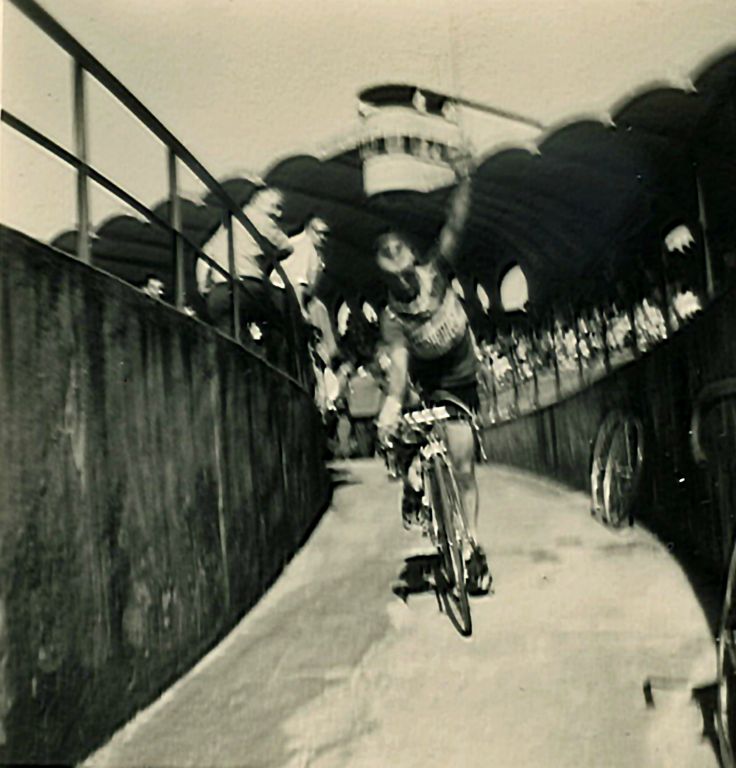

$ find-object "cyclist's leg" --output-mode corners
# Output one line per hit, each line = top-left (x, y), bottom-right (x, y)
(445, 419), (491, 594)
(444, 419), (478, 542)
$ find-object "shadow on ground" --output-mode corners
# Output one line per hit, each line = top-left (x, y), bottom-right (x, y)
(391, 553), (442, 607)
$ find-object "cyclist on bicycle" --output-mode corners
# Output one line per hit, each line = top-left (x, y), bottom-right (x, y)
(375, 152), (492, 596)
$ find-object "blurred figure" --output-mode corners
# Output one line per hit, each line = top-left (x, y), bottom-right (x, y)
(141, 273), (165, 300)
(345, 363), (386, 457)
(635, 296), (667, 348)
(141, 273), (198, 318)
(271, 215), (336, 381)
(664, 224), (695, 254)
(374, 151), (491, 595)
(196, 185), (292, 341)
(305, 293), (338, 368)
(271, 216), (330, 315)
(671, 283), (702, 328)
(609, 305), (632, 352)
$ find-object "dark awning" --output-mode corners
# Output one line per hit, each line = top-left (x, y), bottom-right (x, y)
(50, 49), (736, 314)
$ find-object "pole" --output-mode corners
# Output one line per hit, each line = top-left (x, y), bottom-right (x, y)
(572, 311), (584, 386)
(627, 302), (640, 358)
(601, 309), (611, 374)
(550, 314), (561, 399)
(72, 61), (90, 264)
(491, 360), (499, 420)
(659, 244), (673, 338)
(226, 212), (241, 344)
(531, 328), (540, 408)
(696, 170), (716, 300)
(168, 149), (185, 309)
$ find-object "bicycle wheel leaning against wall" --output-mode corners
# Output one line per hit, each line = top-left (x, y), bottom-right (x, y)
(590, 410), (645, 528)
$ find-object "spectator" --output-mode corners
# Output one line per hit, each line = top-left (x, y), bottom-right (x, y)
(671, 283), (702, 328)
(635, 296), (667, 348)
(305, 293), (339, 368)
(271, 216), (330, 315)
(141, 273), (165, 300)
(608, 306), (632, 351)
(195, 185), (292, 342)
(140, 273), (197, 318)
(271, 215), (335, 378)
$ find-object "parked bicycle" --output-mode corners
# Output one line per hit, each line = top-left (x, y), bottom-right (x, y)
(383, 402), (484, 637)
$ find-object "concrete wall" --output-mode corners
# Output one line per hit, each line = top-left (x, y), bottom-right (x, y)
(483, 285), (736, 583)
(0, 227), (330, 764)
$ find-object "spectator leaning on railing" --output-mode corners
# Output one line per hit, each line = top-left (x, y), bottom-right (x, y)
(269, 214), (339, 376)
(141, 273), (165, 300)
(270, 215), (330, 316)
(195, 183), (293, 343)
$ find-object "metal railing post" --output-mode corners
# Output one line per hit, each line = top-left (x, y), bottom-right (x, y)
(508, 342), (520, 411)
(601, 311), (612, 373)
(491, 362), (499, 420)
(5, 0), (307, 391)
(225, 213), (241, 343)
(627, 302), (641, 358)
(168, 149), (185, 308)
(531, 329), (540, 408)
(696, 170), (716, 300)
(659, 244), (673, 338)
(573, 314), (585, 385)
(72, 60), (90, 263)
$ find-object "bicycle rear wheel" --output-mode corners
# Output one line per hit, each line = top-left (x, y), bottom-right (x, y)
(602, 416), (644, 527)
(430, 456), (472, 637)
(717, 543), (736, 768)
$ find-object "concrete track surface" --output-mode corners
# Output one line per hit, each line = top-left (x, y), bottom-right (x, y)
(85, 460), (718, 768)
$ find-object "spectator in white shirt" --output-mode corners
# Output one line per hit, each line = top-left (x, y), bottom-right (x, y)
(271, 216), (330, 314)
(195, 185), (292, 337)
(271, 215), (340, 374)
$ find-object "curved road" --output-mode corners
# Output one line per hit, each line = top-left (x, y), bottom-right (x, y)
(86, 460), (718, 768)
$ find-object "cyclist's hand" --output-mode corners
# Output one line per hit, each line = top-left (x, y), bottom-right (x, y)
(377, 425), (396, 449)
(376, 395), (402, 447)
(449, 142), (475, 180)
(377, 420), (398, 449)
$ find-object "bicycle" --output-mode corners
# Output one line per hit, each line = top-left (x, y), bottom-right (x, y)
(384, 401), (483, 637)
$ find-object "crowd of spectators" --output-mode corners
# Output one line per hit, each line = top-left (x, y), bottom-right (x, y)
(475, 284), (703, 418)
(303, 274), (706, 436)
(174, 181), (336, 387)
(139, 178), (710, 435)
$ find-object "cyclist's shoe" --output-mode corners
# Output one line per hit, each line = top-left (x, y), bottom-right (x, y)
(466, 546), (492, 596)
(401, 486), (423, 530)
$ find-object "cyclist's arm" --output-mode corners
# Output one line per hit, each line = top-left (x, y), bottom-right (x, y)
(435, 152), (473, 269)
(377, 311), (410, 436)
(385, 343), (409, 404)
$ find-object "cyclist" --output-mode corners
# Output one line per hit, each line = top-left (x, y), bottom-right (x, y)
(375, 153), (492, 596)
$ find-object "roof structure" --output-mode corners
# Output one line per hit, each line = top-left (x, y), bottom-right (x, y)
(51, 49), (736, 317)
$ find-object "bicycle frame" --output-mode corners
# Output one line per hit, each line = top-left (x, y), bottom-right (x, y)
(406, 410), (454, 528)
(388, 405), (474, 636)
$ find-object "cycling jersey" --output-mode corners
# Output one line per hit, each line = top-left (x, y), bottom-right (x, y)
(382, 260), (478, 394)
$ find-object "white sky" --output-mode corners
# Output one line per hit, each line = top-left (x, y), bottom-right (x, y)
(1, 0), (735, 241)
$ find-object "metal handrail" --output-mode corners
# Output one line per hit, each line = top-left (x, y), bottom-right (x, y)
(3, 0), (309, 391)
(6, 0), (271, 250)
(0, 109), (230, 281)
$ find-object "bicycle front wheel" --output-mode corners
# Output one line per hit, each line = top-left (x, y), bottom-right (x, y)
(717, 543), (736, 768)
(430, 456), (472, 637)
